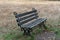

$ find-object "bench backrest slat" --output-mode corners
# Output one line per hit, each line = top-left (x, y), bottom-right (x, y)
(14, 8), (38, 26)
(20, 16), (38, 25)
(16, 13), (38, 22)
(15, 10), (37, 18)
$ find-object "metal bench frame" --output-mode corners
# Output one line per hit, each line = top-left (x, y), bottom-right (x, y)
(13, 8), (47, 35)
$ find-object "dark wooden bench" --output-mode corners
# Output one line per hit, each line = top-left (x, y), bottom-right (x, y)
(13, 8), (47, 35)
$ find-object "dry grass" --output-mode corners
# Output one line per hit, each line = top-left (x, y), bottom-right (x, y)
(0, 2), (60, 40)
(2, 0), (50, 1)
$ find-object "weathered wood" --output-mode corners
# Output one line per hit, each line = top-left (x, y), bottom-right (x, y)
(20, 16), (38, 25)
(21, 18), (47, 28)
(16, 13), (38, 22)
(13, 8), (47, 35)
(15, 10), (37, 18)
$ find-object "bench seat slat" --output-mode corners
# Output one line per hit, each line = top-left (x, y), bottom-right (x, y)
(21, 18), (47, 28)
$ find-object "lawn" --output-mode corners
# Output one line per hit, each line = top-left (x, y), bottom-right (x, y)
(2, 24), (60, 40)
(0, 2), (60, 40)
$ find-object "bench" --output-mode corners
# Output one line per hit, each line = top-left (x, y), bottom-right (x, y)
(13, 8), (47, 35)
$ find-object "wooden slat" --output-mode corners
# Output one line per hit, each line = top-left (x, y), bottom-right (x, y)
(15, 10), (37, 18)
(20, 16), (38, 25)
(21, 18), (47, 28)
(16, 13), (38, 22)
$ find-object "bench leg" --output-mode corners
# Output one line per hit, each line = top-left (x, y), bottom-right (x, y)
(23, 29), (31, 35)
(27, 30), (31, 35)
(43, 23), (47, 30)
(23, 30), (26, 35)
(39, 22), (47, 31)
(42, 22), (48, 31)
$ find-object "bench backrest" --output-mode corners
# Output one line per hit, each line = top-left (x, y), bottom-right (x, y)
(13, 8), (38, 27)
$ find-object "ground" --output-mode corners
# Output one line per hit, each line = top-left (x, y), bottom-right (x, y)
(35, 31), (55, 40)
(0, 1), (60, 40)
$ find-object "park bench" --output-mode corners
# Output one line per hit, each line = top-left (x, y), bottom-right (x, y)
(13, 8), (47, 35)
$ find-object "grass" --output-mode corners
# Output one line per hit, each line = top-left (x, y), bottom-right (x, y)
(0, 24), (60, 40)
(4, 24), (60, 40)
(3, 27), (42, 40)
(46, 24), (60, 39)
(4, 31), (23, 40)
(1, 23), (60, 40)
(0, 2), (60, 40)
